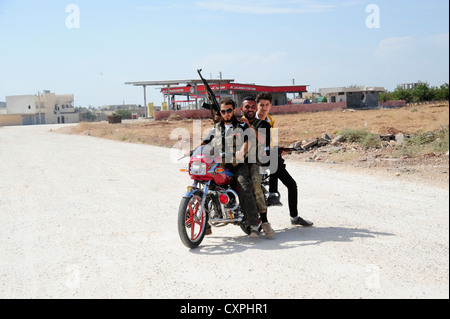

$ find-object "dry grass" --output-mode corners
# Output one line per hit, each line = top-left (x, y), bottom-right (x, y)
(275, 103), (449, 145)
(62, 104), (449, 149)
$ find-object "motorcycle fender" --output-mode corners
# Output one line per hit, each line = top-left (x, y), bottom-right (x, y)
(182, 186), (203, 199)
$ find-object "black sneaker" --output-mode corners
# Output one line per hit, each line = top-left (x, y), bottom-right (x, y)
(267, 195), (283, 207)
(291, 216), (313, 227)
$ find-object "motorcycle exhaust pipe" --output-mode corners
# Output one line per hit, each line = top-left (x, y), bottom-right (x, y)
(209, 217), (243, 226)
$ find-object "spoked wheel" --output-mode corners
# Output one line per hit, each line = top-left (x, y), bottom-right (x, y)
(178, 193), (207, 249)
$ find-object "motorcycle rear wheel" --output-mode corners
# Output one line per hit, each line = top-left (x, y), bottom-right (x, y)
(178, 193), (207, 249)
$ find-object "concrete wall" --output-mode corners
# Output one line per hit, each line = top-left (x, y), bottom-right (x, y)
(327, 93), (346, 104)
(346, 92), (363, 108)
(6, 95), (37, 114)
(0, 114), (45, 126)
(343, 91), (380, 108)
(362, 91), (379, 108)
(0, 114), (24, 126)
(154, 109), (212, 121)
(379, 100), (406, 108)
(270, 102), (346, 114)
(45, 112), (80, 125)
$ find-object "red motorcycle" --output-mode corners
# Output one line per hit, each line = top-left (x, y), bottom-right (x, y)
(178, 146), (266, 249)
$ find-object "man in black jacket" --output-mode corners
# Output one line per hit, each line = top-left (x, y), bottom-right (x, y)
(200, 98), (262, 237)
(256, 93), (313, 227)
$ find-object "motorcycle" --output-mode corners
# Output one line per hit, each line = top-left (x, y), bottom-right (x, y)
(177, 145), (270, 249)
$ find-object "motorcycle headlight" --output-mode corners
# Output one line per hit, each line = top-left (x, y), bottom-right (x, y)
(190, 162), (207, 175)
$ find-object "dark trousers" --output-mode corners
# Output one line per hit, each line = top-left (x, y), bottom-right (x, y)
(269, 156), (299, 218)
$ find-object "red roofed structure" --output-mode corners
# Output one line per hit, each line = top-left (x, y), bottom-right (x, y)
(126, 78), (308, 113)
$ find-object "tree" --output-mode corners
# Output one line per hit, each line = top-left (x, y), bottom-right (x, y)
(85, 110), (97, 121)
(434, 83), (449, 101)
(392, 86), (413, 102)
(377, 82), (449, 102)
(378, 91), (393, 102)
(412, 82), (433, 102)
(114, 109), (132, 120)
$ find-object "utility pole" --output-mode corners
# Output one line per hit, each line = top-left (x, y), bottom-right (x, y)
(292, 79), (296, 100)
(143, 85), (147, 117)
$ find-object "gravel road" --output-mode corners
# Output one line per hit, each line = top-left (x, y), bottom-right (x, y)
(0, 125), (448, 299)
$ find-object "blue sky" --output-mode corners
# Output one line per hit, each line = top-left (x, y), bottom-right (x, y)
(0, 0), (448, 107)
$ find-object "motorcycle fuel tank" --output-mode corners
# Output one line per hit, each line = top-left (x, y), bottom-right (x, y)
(213, 168), (234, 186)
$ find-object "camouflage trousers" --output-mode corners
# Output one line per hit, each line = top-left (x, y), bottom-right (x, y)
(248, 163), (267, 214)
(229, 164), (259, 227)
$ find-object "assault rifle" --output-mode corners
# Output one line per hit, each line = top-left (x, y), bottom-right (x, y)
(197, 69), (221, 124)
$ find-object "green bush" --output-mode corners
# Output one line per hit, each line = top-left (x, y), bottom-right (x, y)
(431, 127), (449, 153)
(434, 83), (450, 101)
(114, 109), (132, 120)
(380, 82), (449, 102)
(339, 128), (382, 148)
(401, 126), (449, 156)
(392, 86), (413, 102)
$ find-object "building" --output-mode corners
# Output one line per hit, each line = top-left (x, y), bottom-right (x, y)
(101, 104), (147, 118)
(4, 91), (80, 125)
(126, 79), (308, 114)
(319, 87), (385, 109)
(398, 83), (420, 90)
(0, 102), (6, 114)
(101, 104), (139, 111)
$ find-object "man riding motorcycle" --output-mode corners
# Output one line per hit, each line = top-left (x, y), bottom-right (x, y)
(192, 98), (261, 237)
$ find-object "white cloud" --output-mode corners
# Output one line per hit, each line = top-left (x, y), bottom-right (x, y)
(375, 33), (449, 59)
(195, 0), (360, 15)
(374, 36), (415, 58)
(425, 32), (450, 49)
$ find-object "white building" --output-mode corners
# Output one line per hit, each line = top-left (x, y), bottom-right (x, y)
(5, 91), (80, 125)
(319, 87), (385, 108)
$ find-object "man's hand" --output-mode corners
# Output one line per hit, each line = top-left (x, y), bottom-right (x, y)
(236, 150), (245, 160)
(238, 117), (250, 126)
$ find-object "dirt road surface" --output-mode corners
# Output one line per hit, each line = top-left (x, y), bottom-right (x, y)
(0, 125), (448, 299)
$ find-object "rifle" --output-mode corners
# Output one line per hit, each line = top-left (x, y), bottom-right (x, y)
(197, 69), (221, 124)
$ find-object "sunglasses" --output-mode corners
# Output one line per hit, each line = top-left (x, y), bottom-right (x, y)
(220, 109), (234, 115)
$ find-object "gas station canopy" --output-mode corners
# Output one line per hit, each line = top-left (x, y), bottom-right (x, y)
(125, 78), (308, 114)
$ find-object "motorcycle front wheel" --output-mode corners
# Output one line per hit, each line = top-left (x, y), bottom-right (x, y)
(178, 192), (207, 249)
